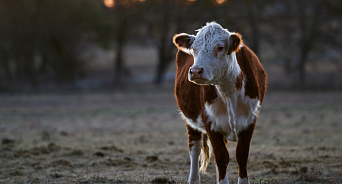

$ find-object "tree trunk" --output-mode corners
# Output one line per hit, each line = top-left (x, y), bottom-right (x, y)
(115, 43), (124, 83)
(23, 48), (38, 86)
(155, 46), (167, 85)
(154, 37), (174, 85)
(245, 0), (260, 56)
(297, 0), (323, 88)
(298, 44), (309, 88)
(0, 52), (12, 83)
(114, 17), (129, 85)
(154, 4), (172, 85)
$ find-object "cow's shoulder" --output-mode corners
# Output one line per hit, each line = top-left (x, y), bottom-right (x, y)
(236, 45), (267, 103)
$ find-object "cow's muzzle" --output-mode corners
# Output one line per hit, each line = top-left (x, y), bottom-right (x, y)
(189, 66), (207, 84)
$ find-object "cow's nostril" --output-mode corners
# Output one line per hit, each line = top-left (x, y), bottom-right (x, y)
(198, 68), (203, 75)
(190, 67), (204, 77)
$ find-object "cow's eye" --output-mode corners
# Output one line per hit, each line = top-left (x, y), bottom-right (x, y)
(217, 47), (224, 51)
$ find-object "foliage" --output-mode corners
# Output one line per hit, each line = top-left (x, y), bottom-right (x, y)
(0, 0), (341, 90)
(0, 0), (112, 88)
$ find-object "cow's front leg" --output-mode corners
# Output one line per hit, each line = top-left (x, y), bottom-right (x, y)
(207, 128), (229, 184)
(236, 121), (255, 184)
(186, 125), (202, 184)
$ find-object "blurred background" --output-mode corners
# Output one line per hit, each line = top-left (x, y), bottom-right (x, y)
(0, 0), (341, 92)
(1, 1), (342, 183)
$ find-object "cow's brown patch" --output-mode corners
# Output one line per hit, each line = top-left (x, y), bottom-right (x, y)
(186, 124), (202, 151)
(236, 45), (267, 103)
(236, 72), (244, 91)
(237, 100), (249, 118)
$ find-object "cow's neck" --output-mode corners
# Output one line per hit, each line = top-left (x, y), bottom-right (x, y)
(214, 53), (241, 141)
(216, 52), (241, 100)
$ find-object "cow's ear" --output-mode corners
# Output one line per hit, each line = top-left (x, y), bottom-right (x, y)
(173, 33), (195, 53)
(227, 32), (242, 55)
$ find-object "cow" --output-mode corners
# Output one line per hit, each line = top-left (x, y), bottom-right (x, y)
(172, 22), (267, 184)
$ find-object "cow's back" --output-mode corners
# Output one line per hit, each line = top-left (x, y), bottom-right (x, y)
(175, 51), (217, 122)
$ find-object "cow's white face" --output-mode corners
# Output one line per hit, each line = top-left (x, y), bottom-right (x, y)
(173, 22), (242, 85)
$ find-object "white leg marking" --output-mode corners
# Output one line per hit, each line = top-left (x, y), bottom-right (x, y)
(189, 140), (201, 184)
(238, 177), (249, 184)
(216, 166), (229, 184)
(218, 174), (229, 184)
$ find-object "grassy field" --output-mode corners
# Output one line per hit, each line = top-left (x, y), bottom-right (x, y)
(0, 83), (342, 184)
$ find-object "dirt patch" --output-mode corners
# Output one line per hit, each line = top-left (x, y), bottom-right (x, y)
(0, 86), (342, 183)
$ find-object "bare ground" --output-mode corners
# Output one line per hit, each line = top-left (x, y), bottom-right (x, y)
(0, 83), (342, 184)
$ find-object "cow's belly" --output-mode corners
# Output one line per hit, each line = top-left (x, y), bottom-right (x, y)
(205, 97), (260, 141)
(180, 112), (207, 134)
(179, 96), (260, 140)
(205, 98), (233, 139)
(235, 96), (261, 132)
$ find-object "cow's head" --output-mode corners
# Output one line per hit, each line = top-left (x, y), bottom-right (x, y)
(173, 22), (242, 85)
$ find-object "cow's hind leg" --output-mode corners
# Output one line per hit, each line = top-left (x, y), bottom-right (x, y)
(236, 122), (256, 184)
(207, 129), (229, 184)
(186, 124), (202, 184)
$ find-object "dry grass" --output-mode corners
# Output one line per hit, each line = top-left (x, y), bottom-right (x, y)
(0, 84), (342, 183)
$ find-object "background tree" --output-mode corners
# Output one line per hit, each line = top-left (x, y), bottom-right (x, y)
(103, 0), (146, 85)
(296, 0), (325, 88)
(0, 0), (341, 91)
(0, 0), (109, 89)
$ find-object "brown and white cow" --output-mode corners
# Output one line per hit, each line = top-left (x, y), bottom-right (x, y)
(173, 22), (267, 184)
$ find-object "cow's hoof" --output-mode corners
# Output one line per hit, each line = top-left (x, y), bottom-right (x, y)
(238, 178), (249, 184)
(188, 176), (200, 184)
(188, 179), (200, 184)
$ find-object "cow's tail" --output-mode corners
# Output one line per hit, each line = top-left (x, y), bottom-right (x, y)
(199, 134), (211, 173)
